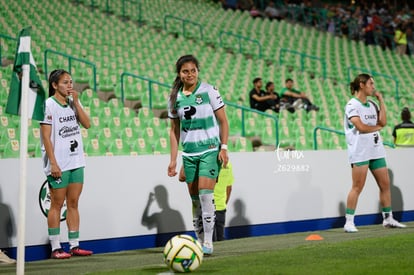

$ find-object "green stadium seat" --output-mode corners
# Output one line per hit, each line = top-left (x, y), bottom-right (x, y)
(107, 138), (131, 156)
(84, 138), (107, 156)
(131, 137), (153, 155)
(2, 139), (21, 158)
(231, 136), (253, 152)
(153, 137), (169, 155)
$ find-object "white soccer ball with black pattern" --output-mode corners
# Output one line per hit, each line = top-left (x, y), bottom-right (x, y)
(163, 234), (203, 273)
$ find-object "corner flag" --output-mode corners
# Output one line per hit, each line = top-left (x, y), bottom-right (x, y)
(5, 27), (46, 121)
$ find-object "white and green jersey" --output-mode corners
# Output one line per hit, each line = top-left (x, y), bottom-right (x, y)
(168, 81), (224, 156)
(344, 97), (385, 163)
(40, 97), (85, 175)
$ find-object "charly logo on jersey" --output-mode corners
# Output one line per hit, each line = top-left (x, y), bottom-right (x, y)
(39, 180), (67, 221)
(195, 95), (203, 104)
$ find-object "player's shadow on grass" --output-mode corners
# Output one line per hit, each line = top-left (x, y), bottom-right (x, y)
(141, 185), (185, 247)
(375, 168), (404, 223)
(227, 199), (252, 239)
(0, 187), (15, 252)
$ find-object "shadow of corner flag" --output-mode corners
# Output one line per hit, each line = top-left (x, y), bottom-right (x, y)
(5, 26), (46, 121)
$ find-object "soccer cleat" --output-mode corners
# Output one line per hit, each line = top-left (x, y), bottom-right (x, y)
(383, 217), (407, 228)
(0, 250), (16, 264)
(70, 246), (93, 256)
(51, 248), (71, 259)
(202, 242), (213, 256)
(344, 222), (358, 233)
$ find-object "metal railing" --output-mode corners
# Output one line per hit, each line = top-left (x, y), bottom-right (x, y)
(347, 66), (400, 101)
(120, 72), (170, 109)
(44, 49), (97, 92)
(219, 31), (262, 58)
(225, 101), (279, 147)
(313, 125), (395, 150)
(164, 15), (204, 40)
(279, 48), (327, 79)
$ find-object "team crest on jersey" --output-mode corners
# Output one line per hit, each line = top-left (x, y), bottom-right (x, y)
(195, 95), (203, 104)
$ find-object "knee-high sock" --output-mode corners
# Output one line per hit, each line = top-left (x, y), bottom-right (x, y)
(191, 196), (203, 243)
(199, 190), (215, 245)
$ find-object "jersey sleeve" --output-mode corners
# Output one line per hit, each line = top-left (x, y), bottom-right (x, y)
(167, 98), (178, 119)
(209, 85), (224, 111)
(345, 101), (359, 119)
(40, 100), (53, 125)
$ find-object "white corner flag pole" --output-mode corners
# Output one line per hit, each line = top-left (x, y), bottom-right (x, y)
(16, 63), (30, 275)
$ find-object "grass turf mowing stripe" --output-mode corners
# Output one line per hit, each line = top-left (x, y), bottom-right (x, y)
(1, 222), (413, 275)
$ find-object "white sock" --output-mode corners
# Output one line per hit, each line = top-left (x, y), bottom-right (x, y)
(192, 199), (203, 243)
(199, 192), (215, 246)
(345, 214), (355, 224)
(49, 235), (61, 251)
(68, 231), (80, 249)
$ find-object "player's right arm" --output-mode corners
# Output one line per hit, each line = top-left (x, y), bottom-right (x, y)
(40, 123), (61, 178)
(168, 118), (180, 177)
(349, 116), (382, 133)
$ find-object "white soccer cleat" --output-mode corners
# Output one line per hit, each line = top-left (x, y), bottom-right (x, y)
(202, 241), (213, 256)
(344, 222), (358, 233)
(0, 250), (16, 264)
(383, 217), (407, 228)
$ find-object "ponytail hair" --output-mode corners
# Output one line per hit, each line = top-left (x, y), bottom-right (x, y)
(48, 69), (70, 97)
(350, 73), (372, 95)
(169, 55), (200, 110)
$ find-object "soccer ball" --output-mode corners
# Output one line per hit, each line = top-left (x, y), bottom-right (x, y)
(163, 234), (203, 273)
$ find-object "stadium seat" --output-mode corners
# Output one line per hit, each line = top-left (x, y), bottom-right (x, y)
(2, 139), (21, 158)
(107, 138), (131, 156)
(127, 117), (144, 137)
(231, 136), (253, 152)
(153, 137), (169, 155)
(84, 138), (107, 156)
(131, 137), (153, 155)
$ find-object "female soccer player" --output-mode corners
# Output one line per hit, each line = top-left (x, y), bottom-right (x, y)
(40, 69), (93, 258)
(167, 55), (229, 255)
(343, 73), (406, 233)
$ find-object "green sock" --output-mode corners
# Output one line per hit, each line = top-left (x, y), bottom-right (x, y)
(345, 208), (355, 215)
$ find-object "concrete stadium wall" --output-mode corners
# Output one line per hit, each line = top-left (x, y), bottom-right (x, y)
(0, 148), (413, 260)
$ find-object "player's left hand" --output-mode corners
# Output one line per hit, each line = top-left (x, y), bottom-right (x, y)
(219, 149), (228, 168)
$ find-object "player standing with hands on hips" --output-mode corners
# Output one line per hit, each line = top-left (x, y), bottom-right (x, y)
(343, 73), (406, 233)
(167, 55), (229, 255)
(40, 69), (93, 258)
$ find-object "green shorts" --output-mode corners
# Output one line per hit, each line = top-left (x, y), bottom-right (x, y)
(47, 167), (84, 189)
(182, 150), (221, 183)
(352, 158), (387, 170)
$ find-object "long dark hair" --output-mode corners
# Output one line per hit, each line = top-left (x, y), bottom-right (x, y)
(350, 73), (372, 95)
(169, 55), (200, 110)
(48, 69), (70, 97)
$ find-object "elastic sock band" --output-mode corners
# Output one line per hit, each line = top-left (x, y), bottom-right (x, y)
(345, 208), (355, 215)
(68, 231), (79, 239)
(48, 228), (60, 236)
(199, 189), (214, 195)
(382, 206), (392, 213)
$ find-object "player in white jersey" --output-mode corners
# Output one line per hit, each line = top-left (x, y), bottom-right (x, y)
(167, 55), (229, 255)
(343, 73), (406, 233)
(40, 69), (93, 259)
